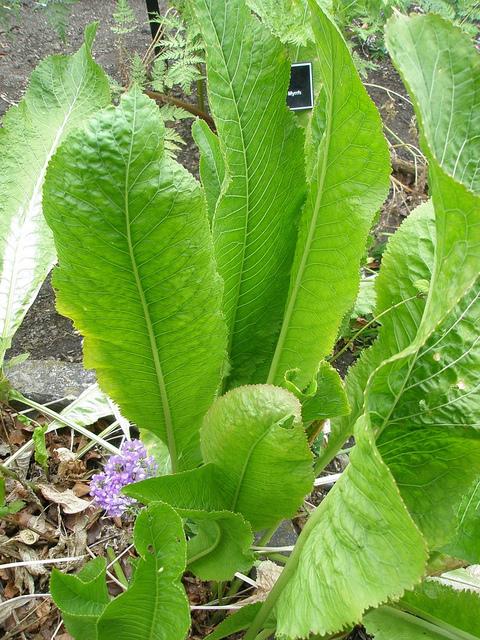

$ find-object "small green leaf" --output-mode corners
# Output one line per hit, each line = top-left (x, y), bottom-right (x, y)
(201, 385), (314, 530)
(285, 361), (349, 424)
(33, 425), (48, 470)
(191, 119), (225, 223)
(184, 509), (254, 581)
(97, 502), (190, 640)
(50, 557), (110, 640)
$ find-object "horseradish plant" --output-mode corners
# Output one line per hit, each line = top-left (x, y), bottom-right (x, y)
(0, 0), (479, 638)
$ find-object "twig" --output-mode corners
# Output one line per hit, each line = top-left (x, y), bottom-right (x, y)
(145, 89), (215, 128)
(0, 556), (85, 571)
(314, 473), (342, 487)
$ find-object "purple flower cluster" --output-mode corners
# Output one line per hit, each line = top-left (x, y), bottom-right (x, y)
(90, 440), (158, 517)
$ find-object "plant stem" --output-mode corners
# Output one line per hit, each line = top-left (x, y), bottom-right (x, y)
(106, 547), (129, 589)
(257, 522), (280, 547)
(196, 65), (206, 113)
(329, 293), (421, 364)
(145, 89), (215, 128)
(254, 630), (275, 640)
(244, 506), (325, 639)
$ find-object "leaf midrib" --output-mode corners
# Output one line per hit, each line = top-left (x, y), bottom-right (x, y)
(0, 80), (83, 361)
(123, 94), (177, 471)
(205, 3), (251, 363)
(267, 44), (335, 385)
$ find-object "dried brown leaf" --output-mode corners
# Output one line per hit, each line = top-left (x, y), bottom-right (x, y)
(38, 484), (90, 514)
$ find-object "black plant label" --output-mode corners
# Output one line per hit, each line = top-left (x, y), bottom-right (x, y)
(287, 63), (314, 111)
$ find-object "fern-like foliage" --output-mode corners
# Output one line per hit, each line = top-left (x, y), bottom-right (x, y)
(111, 0), (137, 36)
(150, 9), (204, 94)
(38, 0), (78, 42)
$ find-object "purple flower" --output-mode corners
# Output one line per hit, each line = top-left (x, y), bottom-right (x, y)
(90, 439), (158, 517)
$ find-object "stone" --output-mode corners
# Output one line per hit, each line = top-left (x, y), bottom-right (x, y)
(5, 359), (96, 406)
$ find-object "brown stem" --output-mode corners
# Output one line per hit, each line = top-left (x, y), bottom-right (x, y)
(145, 89), (215, 129)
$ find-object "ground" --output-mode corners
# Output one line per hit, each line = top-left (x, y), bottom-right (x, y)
(0, 2), (427, 638)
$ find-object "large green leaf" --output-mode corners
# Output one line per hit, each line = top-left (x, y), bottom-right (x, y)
(266, 0), (390, 388)
(201, 385), (313, 530)
(43, 90), (227, 471)
(336, 202), (480, 552)
(0, 24), (110, 365)
(50, 557), (109, 640)
(328, 14), (480, 554)
(192, 0), (306, 387)
(274, 415), (427, 638)
(385, 16), (480, 347)
(335, 201), (435, 442)
(97, 503), (190, 640)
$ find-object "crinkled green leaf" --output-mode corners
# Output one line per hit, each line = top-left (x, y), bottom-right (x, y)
(191, 119), (225, 223)
(331, 14), (480, 555)
(43, 90), (227, 471)
(267, 0), (390, 388)
(201, 385), (313, 531)
(0, 24), (110, 365)
(275, 415), (427, 638)
(185, 509), (254, 581)
(97, 503), (190, 640)
(336, 202), (480, 553)
(126, 471), (254, 580)
(50, 557), (109, 640)
(351, 276), (377, 319)
(193, 0), (306, 387)
(335, 201), (435, 441)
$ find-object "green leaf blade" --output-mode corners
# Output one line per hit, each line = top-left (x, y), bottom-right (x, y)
(0, 24), (110, 363)
(98, 503), (190, 640)
(275, 415), (427, 638)
(184, 509), (254, 581)
(267, 0), (391, 388)
(43, 90), (227, 471)
(194, 0), (307, 387)
(50, 556), (110, 640)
